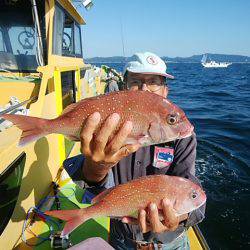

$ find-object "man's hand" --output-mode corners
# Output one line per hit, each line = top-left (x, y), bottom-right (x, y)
(81, 112), (141, 183)
(122, 198), (188, 234)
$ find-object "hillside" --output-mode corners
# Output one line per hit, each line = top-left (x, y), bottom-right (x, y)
(85, 53), (250, 63)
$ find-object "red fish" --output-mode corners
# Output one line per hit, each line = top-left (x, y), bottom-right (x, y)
(1, 90), (193, 146)
(45, 175), (206, 236)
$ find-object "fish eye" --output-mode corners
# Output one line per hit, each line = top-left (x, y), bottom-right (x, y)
(191, 190), (198, 199)
(167, 114), (178, 125)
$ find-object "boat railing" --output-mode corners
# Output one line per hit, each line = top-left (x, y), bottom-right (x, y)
(192, 225), (210, 250)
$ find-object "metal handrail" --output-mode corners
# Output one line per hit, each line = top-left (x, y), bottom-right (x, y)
(0, 96), (37, 116)
(193, 225), (210, 250)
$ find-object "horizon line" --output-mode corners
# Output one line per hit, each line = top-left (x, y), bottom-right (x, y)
(84, 53), (250, 59)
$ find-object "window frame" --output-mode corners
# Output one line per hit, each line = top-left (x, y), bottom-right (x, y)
(53, 2), (83, 58)
(74, 23), (82, 57)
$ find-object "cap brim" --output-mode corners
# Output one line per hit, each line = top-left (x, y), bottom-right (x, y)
(162, 73), (175, 79)
(127, 69), (174, 79)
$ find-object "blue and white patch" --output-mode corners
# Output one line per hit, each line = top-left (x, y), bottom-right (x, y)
(153, 146), (174, 169)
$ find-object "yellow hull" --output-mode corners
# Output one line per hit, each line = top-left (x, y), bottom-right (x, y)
(0, 1), (106, 247)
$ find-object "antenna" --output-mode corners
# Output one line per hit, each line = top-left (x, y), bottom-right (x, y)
(120, 18), (126, 59)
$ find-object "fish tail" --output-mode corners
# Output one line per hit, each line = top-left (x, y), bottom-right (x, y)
(1, 114), (50, 146)
(45, 209), (89, 236)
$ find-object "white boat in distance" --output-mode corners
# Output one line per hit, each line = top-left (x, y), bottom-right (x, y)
(201, 54), (232, 68)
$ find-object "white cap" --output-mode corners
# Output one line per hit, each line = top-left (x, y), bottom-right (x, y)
(124, 52), (174, 79)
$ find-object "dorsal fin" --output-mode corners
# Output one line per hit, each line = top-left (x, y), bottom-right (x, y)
(91, 187), (115, 205)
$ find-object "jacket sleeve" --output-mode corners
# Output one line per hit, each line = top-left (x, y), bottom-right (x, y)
(63, 154), (115, 189)
(168, 133), (206, 227)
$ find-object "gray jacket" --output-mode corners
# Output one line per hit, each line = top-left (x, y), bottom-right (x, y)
(64, 133), (206, 244)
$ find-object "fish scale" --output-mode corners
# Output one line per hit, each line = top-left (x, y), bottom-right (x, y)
(45, 175), (206, 236)
(1, 90), (193, 146)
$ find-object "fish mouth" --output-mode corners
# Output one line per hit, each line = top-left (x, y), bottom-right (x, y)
(179, 124), (194, 138)
(195, 196), (207, 209)
(179, 130), (192, 139)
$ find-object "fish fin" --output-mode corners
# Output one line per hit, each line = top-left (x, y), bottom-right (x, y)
(45, 209), (80, 221)
(1, 114), (49, 146)
(62, 216), (86, 236)
(124, 137), (138, 144)
(148, 122), (162, 142)
(91, 187), (115, 205)
(62, 103), (79, 115)
(45, 209), (88, 236)
(124, 135), (150, 145)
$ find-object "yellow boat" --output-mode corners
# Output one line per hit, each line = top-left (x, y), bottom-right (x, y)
(0, 1), (208, 249)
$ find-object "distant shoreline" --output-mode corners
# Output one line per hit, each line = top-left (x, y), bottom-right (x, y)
(86, 61), (250, 64)
(85, 53), (250, 64)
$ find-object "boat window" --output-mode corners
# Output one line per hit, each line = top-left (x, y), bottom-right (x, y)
(0, 153), (26, 235)
(53, 5), (64, 56)
(0, 2), (40, 72)
(53, 3), (83, 57)
(0, 31), (6, 52)
(61, 71), (76, 105)
(61, 70), (77, 156)
(63, 14), (74, 56)
(74, 25), (82, 56)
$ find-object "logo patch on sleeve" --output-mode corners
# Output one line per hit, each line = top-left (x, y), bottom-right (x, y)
(153, 146), (174, 169)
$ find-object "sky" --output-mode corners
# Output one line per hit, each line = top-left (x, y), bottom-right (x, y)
(74, 0), (250, 58)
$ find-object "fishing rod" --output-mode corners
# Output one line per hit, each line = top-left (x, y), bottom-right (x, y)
(120, 17), (126, 60)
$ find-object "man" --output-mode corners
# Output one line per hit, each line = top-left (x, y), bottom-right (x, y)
(64, 52), (205, 249)
(105, 76), (120, 93)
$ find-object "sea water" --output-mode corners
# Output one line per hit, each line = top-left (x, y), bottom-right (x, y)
(93, 62), (250, 249)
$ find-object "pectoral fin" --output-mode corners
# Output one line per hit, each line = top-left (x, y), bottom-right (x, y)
(148, 122), (162, 142)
